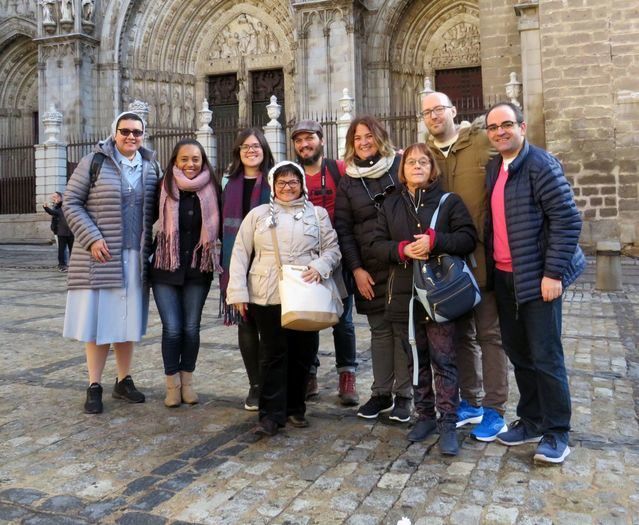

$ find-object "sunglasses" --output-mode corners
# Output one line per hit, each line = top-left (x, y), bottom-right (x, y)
(117, 128), (144, 137)
(361, 172), (396, 209)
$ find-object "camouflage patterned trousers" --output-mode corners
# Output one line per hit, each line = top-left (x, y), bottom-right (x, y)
(394, 316), (459, 425)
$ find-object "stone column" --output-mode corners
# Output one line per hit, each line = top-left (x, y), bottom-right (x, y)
(263, 96), (286, 162)
(35, 105), (68, 207)
(196, 99), (217, 170)
(514, 1), (545, 147)
(337, 88), (354, 160)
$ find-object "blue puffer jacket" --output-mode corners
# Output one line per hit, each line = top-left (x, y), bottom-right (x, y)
(485, 140), (585, 304)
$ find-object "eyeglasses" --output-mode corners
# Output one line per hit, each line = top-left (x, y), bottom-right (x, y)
(239, 143), (262, 152)
(275, 179), (301, 189)
(117, 128), (144, 137)
(360, 172), (396, 209)
(420, 105), (451, 119)
(405, 158), (431, 168)
(486, 121), (518, 133)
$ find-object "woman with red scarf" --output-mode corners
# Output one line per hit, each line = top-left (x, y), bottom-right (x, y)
(151, 139), (222, 407)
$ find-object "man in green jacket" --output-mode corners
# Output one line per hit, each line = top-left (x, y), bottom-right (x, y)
(420, 91), (509, 441)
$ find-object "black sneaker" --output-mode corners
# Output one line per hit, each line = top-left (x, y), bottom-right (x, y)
(84, 383), (103, 414)
(439, 425), (459, 456)
(389, 396), (412, 423)
(357, 395), (394, 419)
(244, 385), (259, 411)
(254, 418), (279, 437)
(407, 418), (437, 442)
(112, 376), (145, 403)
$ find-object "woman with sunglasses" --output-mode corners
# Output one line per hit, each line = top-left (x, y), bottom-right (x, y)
(150, 139), (222, 407)
(333, 115), (410, 422)
(370, 143), (477, 455)
(63, 112), (160, 414)
(226, 161), (341, 436)
(219, 128), (274, 411)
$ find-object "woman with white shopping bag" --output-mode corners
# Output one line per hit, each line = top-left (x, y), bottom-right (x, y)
(226, 161), (342, 437)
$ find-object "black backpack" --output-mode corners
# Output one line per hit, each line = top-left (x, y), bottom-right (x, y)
(89, 152), (106, 188)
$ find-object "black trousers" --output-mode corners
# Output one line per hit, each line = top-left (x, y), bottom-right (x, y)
(251, 304), (317, 425)
(57, 235), (74, 267)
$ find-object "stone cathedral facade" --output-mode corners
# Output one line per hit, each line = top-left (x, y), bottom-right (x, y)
(0, 0), (637, 250)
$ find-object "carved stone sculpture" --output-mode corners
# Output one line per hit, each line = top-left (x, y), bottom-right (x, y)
(59, 0), (74, 22)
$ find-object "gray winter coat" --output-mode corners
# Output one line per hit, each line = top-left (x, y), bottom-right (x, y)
(63, 137), (160, 290)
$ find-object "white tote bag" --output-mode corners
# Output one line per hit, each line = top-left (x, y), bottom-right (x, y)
(271, 209), (343, 331)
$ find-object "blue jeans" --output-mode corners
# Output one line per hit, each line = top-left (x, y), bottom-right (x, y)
(494, 270), (571, 434)
(310, 294), (358, 375)
(152, 281), (211, 375)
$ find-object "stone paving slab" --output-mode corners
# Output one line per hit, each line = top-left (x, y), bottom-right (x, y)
(0, 245), (638, 524)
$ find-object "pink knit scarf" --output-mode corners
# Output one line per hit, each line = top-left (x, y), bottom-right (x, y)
(154, 166), (221, 273)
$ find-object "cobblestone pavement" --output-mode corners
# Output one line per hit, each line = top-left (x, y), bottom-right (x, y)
(0, 244), (638, 525)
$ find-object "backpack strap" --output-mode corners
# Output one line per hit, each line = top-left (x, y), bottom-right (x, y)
(89, 152), (106, 188)
(324, 158), (342, 188)
(408, 291), (420, 386)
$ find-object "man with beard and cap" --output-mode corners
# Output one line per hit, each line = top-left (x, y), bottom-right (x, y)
(290, 120), (359, 406)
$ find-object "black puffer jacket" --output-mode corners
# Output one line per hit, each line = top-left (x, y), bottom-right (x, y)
(334, 155), (401, 314)
(370, 181), (477, 323)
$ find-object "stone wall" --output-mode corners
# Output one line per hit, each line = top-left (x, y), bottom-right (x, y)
(539, 0), (639, 249)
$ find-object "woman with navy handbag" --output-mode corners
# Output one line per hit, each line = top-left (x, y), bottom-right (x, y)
(370, 143), (477, 455)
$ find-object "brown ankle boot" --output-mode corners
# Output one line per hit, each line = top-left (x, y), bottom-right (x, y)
(164, 374), (181, 407)
(180, 371), (199, 405)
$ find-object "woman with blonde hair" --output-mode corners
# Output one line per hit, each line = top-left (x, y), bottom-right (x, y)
(333, 115), (411, 422)
(370, 143), (477, 455)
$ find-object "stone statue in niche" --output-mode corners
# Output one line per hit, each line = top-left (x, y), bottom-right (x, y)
(121, 79), (131, 105)
(41, 0), (56, 25)
(158, 86), (170, 126)
(184, 87), (195, 128)
(59, 0), (74, 22)
(81, 0), (94, 22)
(171, 87), (182, 128)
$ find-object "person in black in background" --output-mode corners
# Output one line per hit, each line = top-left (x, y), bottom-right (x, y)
(43, 191), (74, 272)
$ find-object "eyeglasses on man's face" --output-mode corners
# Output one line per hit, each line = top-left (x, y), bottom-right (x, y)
(420, 105), (451, 119)
(486, 121), (518, 133)
(275, 179), (301, 189)
(117, 128), (144, 137)
(405, 158), (431, 168)
(239, 143), (262, 152)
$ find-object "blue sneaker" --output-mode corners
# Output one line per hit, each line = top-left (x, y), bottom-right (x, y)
(470, 408), (507, 442)
(534, 433), (571, 464)
(456, 400), (483, 428)
(496, 419), (542, 446)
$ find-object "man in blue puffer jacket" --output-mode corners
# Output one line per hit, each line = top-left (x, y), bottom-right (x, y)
(484, 102), (585, 464)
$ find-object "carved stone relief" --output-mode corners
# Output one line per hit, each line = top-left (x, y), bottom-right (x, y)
(1, 0), (36, 20)
(207, 13), (280, 61)
(431, 22), (480, 69)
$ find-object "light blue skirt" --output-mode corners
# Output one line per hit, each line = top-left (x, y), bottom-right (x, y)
(63, 249), (149, 345)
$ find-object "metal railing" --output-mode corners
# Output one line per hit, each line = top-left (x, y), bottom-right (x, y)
(0, 143), (36, 214)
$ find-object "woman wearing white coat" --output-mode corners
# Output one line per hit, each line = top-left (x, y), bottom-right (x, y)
(227, 161), (341, 437)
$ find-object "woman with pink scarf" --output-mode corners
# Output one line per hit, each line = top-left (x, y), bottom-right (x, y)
(150, 139), (222, 407)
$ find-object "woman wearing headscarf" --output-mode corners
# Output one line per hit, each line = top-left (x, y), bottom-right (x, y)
(150, 139), (222, 407)
(219, 128), (274, 411)
(63, 111), (160, 414)
(226, 161), (341, 437)
(333, 115), (411, 423)
(370, 143), (477, 455)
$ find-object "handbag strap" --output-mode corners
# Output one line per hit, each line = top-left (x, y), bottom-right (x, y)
(270, 227), (283, 277)
(314, 206), (323, 256)
(429, 192), (451, 230)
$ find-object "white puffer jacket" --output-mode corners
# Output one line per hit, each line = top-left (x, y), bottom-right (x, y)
(226, 197), (341, 306)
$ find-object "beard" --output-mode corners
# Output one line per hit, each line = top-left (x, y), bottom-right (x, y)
(296, 145), (323, 166)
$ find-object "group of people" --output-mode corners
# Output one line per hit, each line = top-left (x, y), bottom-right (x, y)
(60, 92), (584, 465)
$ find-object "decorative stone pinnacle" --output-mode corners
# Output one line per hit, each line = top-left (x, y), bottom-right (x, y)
(420, 77), (434, 96)
(505, 72), (522, 108)
(42, 104), (63, 143)
(199, 99), (213, 131)
(127, 99), (149, 127)
(266, 95), (281, 127)
(339, 88), (354, 121)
